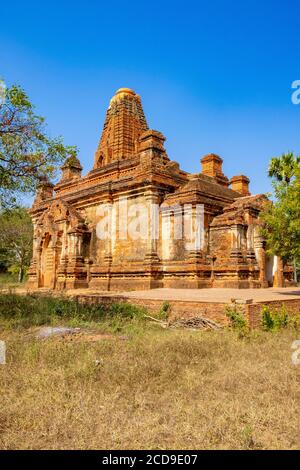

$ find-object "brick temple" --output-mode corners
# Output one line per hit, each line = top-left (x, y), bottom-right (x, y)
(28, 88), (294, 291)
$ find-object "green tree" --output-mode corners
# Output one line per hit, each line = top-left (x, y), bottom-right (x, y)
(0, 80), (76, 207)
(0, 207), (33, 282)
(262, 153), (300, 283)
(268, 152), (300, 184)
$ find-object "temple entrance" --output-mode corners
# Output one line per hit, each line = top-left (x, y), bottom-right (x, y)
(53, 235), (62, 289)
(40, 234), (54, 288)
(265, 255), (277, 287)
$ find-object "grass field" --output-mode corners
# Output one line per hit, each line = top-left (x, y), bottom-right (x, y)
(0, 294), (300, 450)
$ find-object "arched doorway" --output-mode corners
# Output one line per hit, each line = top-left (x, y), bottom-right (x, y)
(40, 234), (54, 288)
(265, 255), (277, 287)
(53, 234), (63, 289)
(39, 233), (63, 288)
(96, 153), (105, 168)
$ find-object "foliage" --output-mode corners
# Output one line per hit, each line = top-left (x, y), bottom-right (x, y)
(261, 306), (274, 331)
(297, 259), (300, 283)
(261, 305), (290, 331)
(0, 81), (77, 207)
(0, 272), (21, 288)
(225, 304), (248, 331)
(0, 206), (33, 282)
(158, 301), (171, 320)
(261, 152), (300, 263)
(109, 302), (146, 319)
(0, 294), (147, 330)
(268, 152), (300, 184)
(62, 153), (82, 169)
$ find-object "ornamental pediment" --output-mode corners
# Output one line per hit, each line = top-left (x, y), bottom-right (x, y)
(37, 199), (85, 229)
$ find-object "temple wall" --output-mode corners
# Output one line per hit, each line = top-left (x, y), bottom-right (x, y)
(85, 196), (206, 266)
(84, 194), (151, 266)
(209, 227), (232, 262)
(112, 195), (149, 262)
(159, 211), (187, 261)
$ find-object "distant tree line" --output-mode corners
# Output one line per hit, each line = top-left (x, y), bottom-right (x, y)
(0, 206), (32, 282)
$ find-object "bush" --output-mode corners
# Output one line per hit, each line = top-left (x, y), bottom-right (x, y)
(261, 306), (274, 331)
(261, 305), (290, 331)
(225, 305), (247, 331)
(109, 302), (146, 319)
(158, 301), (171, 320)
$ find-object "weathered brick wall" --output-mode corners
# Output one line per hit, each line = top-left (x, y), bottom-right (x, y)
(75, 294), (230, 326)
(130, 298), (230, 325)
(75, 294), (300, 329)
(246, 299), (300, 329)
(209, 227), (232, 263)
(85, 195), (149, 265)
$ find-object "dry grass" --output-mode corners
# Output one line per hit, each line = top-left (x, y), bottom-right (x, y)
(1, 324), (300, 450)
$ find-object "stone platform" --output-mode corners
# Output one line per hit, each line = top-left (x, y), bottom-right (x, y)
(7, 286), (300, 328)
(69, 287), (300, 328)
(120, 287), (300, 303)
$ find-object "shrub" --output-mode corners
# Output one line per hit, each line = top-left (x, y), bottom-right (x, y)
(261, 305), (290, 331)
(225, 304), (247, 331)
(261, 306), (274, 331)
(109, 302), (146, 319)
(158, 301), (171, 320)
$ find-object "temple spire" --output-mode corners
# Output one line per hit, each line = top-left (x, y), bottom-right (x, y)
(93, 88), (149, 169)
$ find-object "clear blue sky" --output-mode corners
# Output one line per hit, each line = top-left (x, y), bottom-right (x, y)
(1, 0), (300, 198)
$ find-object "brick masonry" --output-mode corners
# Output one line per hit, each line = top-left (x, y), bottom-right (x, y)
(74, 293), (300, 328)
(246, 299), (300, 329)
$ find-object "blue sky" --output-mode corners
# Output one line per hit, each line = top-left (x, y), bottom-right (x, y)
(1, 0), (300, 199)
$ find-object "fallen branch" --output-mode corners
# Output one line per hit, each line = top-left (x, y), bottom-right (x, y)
(169, 316), (222, 330)
(144, 314), (221, 330)
(144, 314), (167, 325)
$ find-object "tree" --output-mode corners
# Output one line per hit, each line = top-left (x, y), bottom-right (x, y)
(0, 80), (77, 207)
(0, 207), (33, 282)
(268, 152), (300, 184)
(262, 153), (300, 283)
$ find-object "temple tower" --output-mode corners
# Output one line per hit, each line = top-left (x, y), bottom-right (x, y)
(93, 88), (149, 168)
